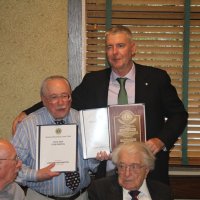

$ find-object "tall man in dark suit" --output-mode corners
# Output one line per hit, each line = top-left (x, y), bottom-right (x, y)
(12, 25), (188, 184)
(88, 142), (173, 200)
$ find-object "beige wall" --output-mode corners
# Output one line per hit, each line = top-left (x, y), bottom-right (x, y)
(0, 0), (68, 139)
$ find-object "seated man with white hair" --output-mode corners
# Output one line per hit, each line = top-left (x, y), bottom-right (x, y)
(88, 142), (173, 200)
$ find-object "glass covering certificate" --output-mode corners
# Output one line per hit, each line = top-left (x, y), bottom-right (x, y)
(80, 108), (110, 159)
(108, 104), (146, 150)
(36, 124), (77, 172)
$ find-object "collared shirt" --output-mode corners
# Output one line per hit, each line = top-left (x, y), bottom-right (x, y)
(108, 63), (136, 105)
(0, 182), (26, 200)
(12, 107), (99, 197)
(123, 180), (152, 200)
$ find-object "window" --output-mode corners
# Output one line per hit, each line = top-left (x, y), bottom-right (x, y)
(85, 0), (200, 165)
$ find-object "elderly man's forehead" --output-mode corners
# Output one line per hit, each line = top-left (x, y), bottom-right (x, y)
(0, 141), (15, 157)
(46, 78), (69, 85)
(45, 79), (70, 90)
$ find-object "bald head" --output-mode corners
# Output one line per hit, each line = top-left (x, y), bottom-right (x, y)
(0, 139), (21, 190)
(0, 139), (16, 159)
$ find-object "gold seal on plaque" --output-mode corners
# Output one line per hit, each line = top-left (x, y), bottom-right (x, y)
(55, 128), (62, 135)
(118, 110), (136, 125)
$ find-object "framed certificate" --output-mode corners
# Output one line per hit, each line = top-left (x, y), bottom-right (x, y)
(36, 124), (77, 172)
(80, 108), (110, 159)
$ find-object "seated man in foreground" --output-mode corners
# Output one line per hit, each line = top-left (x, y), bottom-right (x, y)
(88, 142), (173, 200)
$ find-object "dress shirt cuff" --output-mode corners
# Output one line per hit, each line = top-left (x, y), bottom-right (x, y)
(88, 158), (100, 173)
(19, 165), (38, 182)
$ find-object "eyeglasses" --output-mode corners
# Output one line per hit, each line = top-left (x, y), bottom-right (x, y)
(117, 163), (145, 173)
(0, 155), (20, 162)
(45, 93), (71, 104)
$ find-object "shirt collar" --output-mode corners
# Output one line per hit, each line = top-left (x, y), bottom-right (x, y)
(123, 179), (151, 199)
(110, 63), (135, 83)
(139, 179), (151, 198)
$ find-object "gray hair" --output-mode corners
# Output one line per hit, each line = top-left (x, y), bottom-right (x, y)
(105, 25), (133, 41)
(40, 75), (71, 97)
(112, 142), (155, 170)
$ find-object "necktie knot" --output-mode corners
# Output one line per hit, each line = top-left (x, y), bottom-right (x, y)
(116, 77), (128, 104)
(117, 77), (127, 85)
(54, 120), (65, 125)
(129, 190), (140, 200)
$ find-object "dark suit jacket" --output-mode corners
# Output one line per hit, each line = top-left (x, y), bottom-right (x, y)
(25, 63), (188, 183)
(88, 175), (174, 200)
(72, 63), (188, 183)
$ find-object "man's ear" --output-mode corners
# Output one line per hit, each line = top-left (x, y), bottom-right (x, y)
(41, 96), (47, 107)
(131, 42), (136, 57)
(145, 168), (150, 178)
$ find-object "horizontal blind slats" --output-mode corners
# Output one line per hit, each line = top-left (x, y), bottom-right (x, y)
(86, 0), (200, 166)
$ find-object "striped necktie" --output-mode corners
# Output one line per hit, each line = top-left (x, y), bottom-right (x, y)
(116, 78), (128, 104)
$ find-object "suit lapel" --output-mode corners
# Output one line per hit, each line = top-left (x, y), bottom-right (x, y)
(135, 63), (150, 103)
(147, 179), (165, 200)
(99, 68), (111, 106)
(110, 178), (123, 200)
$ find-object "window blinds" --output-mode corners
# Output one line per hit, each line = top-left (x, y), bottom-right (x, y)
(85, 0), (200, 165)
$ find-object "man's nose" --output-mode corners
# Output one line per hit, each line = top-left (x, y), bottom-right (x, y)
(113, 46), (118, 54)
(125, 166), (131, 176)
(57, 96), (65, 104)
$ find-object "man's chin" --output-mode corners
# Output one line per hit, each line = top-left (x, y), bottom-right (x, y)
(123, 185), (133, 190)
(112, 63), (122, 68)
(121, 181), (136, 190)
(54, 112), (68, 119)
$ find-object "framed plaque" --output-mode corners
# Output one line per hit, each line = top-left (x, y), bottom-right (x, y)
(36, 124), (77, 172)
(108, 104), (146, 150)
